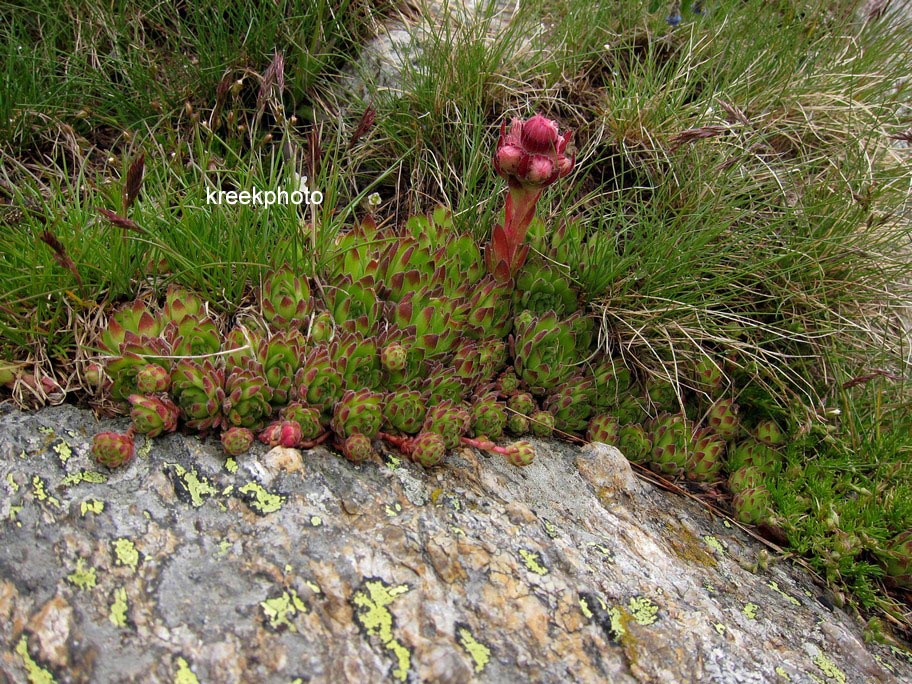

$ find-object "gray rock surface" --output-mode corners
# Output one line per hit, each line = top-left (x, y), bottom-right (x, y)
(2, 404), (912, 683)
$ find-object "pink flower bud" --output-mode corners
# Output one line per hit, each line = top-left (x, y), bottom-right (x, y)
(493, 113), (574, 190)
(495, 144), (523, 175)
(259, 420), (303, 448)
(519, 114), (561, 154)
(526, 155), (555, 184)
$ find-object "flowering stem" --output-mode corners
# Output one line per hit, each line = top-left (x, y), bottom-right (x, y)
(460, 435), (515, 456)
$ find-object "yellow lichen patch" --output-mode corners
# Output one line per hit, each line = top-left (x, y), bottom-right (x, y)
(310, 515), (323, 527)
(703, 535), (727, 556)
(164, 463), (217, 508)
(260, 590), (307, 631)
(215, 540), (232, 558)
(303, 579), (321, 594)
(541, 518), (560, 539)
(7, 472), (20, 491)
(80, 499), (104, 516)
(714, 623), (727, 636)
(767, 581), (801, 607)
(587, 542), (614, 562)
(224, 457), (238, 474)
(873, 654), (896, 674)
(385, 454), (401, 469)
(238, 482), (285, 514)
(51, 440), (72, 464)
(456, 624), (491, 673)
(627, 596), (659, 626)
(743, 603), (760, 620)
(109, 587), (129, 627)
(351, 579), (412, 682)
(430, 488), (443, 505)
(135, 436), (153, 459)
(61, 470), (108, 486)
(174, 657), (200, 684)
(385, 503), (402, 517)
(113, 538), (139, 572)
(518, 549), (548, 576)
(776, 665), (792, 681)
(67, 558), (97, 591)
(15, 635), (56, 684)
(9, 505), (23, 524)
(31, 476), (61, 508)
(449, 525), (465, 537)
(813, 652), (846, 683)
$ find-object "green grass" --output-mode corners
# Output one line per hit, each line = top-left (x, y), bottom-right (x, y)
(1, 0), (911, 634)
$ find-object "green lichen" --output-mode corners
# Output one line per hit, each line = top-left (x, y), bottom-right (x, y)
(109, 587), (129, 627)
(164, 463), (217, 507)
(541, 518), (560, 539)
(113, 538), (139, 572)
(743, 603), (760, 619)
(9, 505), (23, 523)
(703, 535), (727, 556)
(61, 470), (108, 486)
(587, 542), (614, 562)
(450, 525), (465, 536)
(80, 499), (104, 516)
(135, 436), (153, 459)
(261, 590), (307, 631)
(385, 503), (402, 517)
(767, 580), (801, 606)
(519, 549), (549, 575)
(456, 624), (491, 673)
(310, 515), (323, 526)
(224, 457), (238, 473)
(303, 579), (321, 594)
(351, 579), (412, 682)
(813, 652), (846, 683)
(627, 596), (659, 626)
(714, 623), (727, 636)
(7, 472), (20, 491)
(776, 666), (792, 681)
(238, 482), (285, 514)
(67, 558), (97, 590)
(215, 539), (232, 558)
(31, 475), (61, 508)
(15, 635), (56, 684)
(174, 657), (200, 684)
(51, 439), (72, 464)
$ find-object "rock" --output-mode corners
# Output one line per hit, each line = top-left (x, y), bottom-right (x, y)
(0, 404), (910, 683)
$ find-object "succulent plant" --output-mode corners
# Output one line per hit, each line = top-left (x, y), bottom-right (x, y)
(309, 311), (335, 343)
(507, 413), (530, 435)
(465, 278), (513, 338)
(586, 414), (620, 445)
(327, 275), (384, 336)
(331, 331), (381, 390)
(650, 413), (691, 477)
(707, 399), (740, 440)
(728, 438), (780, 476)
(105, 334), (171, 400)
(529, 409), (555, 437)
(164, 313), (222, 357)
(753, 419), (786, 447)
(135, 364), (171, 394)
(128, 394), (179, 438)
(332, 388), (384, 439)
(99, 300), (161, 354)
(471, 394), (507, 440)
(645, 376), (679, 414)
(614, 395), (647, 425)
(393, 288), (466, 357)
(423, 363), (469, 405)
(280, 402), (324, 441)
(487, 113), (574, 282)
(259, 420), (303, 448)
(341, 432), (374, 462)
(422, 400), (471, 450)
(380, 341), (408, 374)
(507, 392), (536, 416)
(383, 389), (427, 435)
(685, 427), (726, 482)
(727, 465), (765, 495)
(618, 423), (652, 463)
(258, 330), (304, 407)
(91, 430), (135, 469)
(162, 285), (204, 325)
(503, 440), (536, 467)
(410, 431), (447, 467)
(261, 266), (313, 330)
(221, 426), (255, 456)
(881, 531), (912, 588)
(542, 375), (595, 433)
(732, 485), (772, 525)
(223, 325), (261, 371)
(513, 262), (579, 315)
(295, 344), (344, 415)
(171, 359), (226, 430)
(495, 368), (520, 395)
(513, 312), (592, 394)
(223, 360), (273, 430)
(591, 360), (633, 412)
(692, 355), (725, 393)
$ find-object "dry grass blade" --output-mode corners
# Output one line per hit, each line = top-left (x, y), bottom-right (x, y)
(122, 152), (145, 212)
(668, 125), (728, 152)
(39, 230), (83, 289)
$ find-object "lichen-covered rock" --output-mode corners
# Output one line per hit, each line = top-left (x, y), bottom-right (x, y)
(1, 404), (910, 684)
